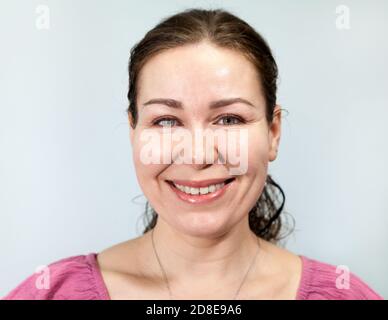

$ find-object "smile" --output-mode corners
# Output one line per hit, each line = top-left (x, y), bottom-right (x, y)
(165, 177), (236, 204)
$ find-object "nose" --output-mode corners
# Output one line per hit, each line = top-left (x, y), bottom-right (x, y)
(171, 127), (223, 170)
(194, 127), (223, 170)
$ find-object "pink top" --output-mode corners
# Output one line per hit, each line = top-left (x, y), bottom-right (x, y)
(2, 253), (384, 300)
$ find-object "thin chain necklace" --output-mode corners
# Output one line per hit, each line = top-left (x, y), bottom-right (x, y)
(151, 227), (260, 300)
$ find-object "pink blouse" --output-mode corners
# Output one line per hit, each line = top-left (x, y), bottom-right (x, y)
(2, 253), (384, 300)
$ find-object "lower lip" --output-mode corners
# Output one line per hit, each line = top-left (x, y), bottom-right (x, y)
(166, 180), (235, 204)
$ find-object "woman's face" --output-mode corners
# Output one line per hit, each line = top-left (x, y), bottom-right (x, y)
(130, 41), (281, 238)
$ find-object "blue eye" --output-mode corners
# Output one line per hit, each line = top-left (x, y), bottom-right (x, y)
(153, 117), (179, 127)
(216, 115), (244, 125)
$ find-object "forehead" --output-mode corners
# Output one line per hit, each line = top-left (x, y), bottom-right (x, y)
(137, 41), (263, 105)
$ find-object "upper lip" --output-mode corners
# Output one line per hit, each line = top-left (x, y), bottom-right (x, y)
(167, 178), (235, 188)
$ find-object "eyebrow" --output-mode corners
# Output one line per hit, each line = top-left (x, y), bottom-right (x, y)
(142, 97), (256, 109)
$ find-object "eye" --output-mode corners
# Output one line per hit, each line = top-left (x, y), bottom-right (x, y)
(215, 114), (245, 126)
(152, 117), (180, 127)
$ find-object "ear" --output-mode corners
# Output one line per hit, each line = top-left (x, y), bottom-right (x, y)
(268, 105), (282, 162)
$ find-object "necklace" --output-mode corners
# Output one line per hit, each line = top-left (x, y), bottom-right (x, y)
(151, 227), (260, 300)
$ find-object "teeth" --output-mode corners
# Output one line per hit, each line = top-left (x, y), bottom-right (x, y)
(200, 187), (209, 195)
(173, 182), (226, 195)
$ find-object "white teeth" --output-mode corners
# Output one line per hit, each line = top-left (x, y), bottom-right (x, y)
(190, 187), (199, 195)
(200, 187), (209, 195)
(173, 181), (227, 195)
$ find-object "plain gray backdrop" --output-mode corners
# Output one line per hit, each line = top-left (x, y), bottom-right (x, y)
(1, 0), (387, 298)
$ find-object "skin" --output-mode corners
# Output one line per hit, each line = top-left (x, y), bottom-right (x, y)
(97, 41), (302, 299)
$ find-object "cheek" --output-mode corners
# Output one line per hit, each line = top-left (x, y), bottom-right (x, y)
(241, 128), (270, 209)
(249, 137), (269, 167)
(242, 128), (269, 184)
(240, 126), (270, 176)
(132, 130), (170, 192)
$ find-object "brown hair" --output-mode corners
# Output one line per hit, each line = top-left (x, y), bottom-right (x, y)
(127, 8), (292, 243)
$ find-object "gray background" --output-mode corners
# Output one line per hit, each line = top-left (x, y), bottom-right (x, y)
(1, 0), (387, 298)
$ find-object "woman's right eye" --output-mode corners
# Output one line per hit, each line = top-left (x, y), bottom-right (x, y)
(153, 117), (179, 127)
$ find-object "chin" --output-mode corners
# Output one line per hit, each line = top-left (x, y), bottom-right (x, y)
(171, 209), (235, 238)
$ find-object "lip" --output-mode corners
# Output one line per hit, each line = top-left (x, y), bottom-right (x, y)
(166, 178), (235, 204)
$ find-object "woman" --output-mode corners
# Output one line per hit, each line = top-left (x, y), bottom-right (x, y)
(3, 8), (383, 300)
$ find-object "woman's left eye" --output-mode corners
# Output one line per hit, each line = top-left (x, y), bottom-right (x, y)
(215, 115), (244, 126)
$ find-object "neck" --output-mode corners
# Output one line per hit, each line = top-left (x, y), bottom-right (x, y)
(148, 216), (261, 294)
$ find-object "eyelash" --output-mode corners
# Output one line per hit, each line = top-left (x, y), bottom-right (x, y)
(152, 117), (180, 127)
(152, 114), (246, 127)
(215, 114), (246, 126)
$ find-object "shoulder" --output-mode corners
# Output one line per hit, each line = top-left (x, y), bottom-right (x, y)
(97, 236), (149, 274)
(2, 253), (108, 300)
(297, 255), (384, 300)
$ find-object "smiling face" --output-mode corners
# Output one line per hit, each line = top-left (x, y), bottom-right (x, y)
(129, 41), (281, 238)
